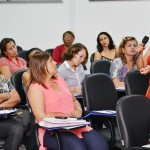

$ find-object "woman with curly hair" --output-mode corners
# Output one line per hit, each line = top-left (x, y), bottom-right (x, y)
(110, 36), (144, 88)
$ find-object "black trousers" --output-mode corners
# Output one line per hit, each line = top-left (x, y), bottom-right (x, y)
(0, 118), (24, 150)
(44, 129), (109, 150)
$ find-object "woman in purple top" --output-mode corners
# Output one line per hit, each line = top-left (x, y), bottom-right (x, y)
(110, 36), (144, 88)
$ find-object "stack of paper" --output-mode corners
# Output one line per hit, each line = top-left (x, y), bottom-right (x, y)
(0, 108), (18, 117)
(142, 144), (150, 148)
(84, 110), (116, 118)
(39, 117), (90, 130)
(116, 87), (125, 91)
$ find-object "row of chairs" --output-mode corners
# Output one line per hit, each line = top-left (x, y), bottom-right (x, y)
(87, 57), (150, 149)
(17, 48), (54, 62)
(82, 72), (150, 150)
(90, 59), (149, 96)
(116, 95), (150, 150)
(0, 59), (149, 150)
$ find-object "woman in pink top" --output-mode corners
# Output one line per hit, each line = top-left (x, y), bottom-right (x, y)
(28, 52), (108, 150)
(0, 38), (27, 79)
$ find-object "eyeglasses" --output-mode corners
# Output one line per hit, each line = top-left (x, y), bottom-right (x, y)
(76, 53), (86, 60)
(64, 36), (74, 40)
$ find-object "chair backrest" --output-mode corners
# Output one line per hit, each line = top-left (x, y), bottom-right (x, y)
(90, 53), (95, 63)
(116, 95), (150, 150)
(17, 45), (23, 52)
(11, 69), (28, 106)
(90, 60), (111, 75)
(45, 48), (54, 56)
(17, 51), (28, 62)
(0, 139), (5, 148)
(125, 70), (149, 95)
(82, 73), (118, 113)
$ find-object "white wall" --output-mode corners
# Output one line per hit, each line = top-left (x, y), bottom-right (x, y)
(0, 0), (71, 49)
(0, 0), (150, 73)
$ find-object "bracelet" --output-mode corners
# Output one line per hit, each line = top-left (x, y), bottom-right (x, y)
(77, 108), (82, 112)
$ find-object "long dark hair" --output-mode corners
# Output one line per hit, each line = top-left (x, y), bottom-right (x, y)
(97, 32), (115, 52)
(0, 38), (16, 57)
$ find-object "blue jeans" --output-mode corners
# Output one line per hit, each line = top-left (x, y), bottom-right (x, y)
(44, 129), (109, 150)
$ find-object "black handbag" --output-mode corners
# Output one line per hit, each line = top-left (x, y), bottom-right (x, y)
(11, 108), (30, 132)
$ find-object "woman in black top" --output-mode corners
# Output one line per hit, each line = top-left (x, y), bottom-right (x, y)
(94, 32), (116, 62)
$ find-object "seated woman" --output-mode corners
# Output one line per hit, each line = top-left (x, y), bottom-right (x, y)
(58, 43), (88, 96)
(94, 32), (116, 62)
(0, 38), (27, 79)
(22, 48), (43, 89)
(110, 36), (144, 88)
(27, 52), (109, 150)
(140, 46), (150, 98)
(52, 31), (75, 65)
(140, 65), (150, 98)
(0, 74), (24, 150)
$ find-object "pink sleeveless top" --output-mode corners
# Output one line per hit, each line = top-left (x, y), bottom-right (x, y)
(29, 76), (91, 150)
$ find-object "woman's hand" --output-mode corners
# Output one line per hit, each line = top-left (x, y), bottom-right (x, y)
(136, 43), (145, 52)
(70, 108), (82, 118)
(75, 85), (82, 93)
(140, 65), (150, 75)
(70, 85), (82, 95)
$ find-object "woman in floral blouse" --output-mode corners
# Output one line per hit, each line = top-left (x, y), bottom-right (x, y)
(110, 36), (144, 88)
(0, 74), (24, 150)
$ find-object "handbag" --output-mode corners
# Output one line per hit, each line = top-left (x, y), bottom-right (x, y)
(11, 108), (30, 132)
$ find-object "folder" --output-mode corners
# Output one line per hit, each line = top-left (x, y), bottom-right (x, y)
(83, 110), (116, 118)
(75, 95), (83, 99)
